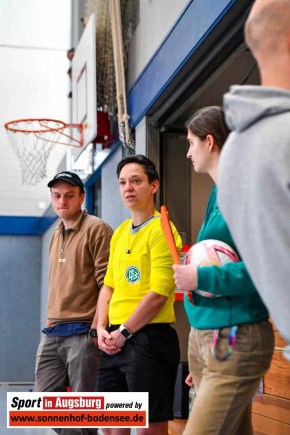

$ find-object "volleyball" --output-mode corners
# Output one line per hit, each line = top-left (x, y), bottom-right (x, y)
(185, 239), (239, 298)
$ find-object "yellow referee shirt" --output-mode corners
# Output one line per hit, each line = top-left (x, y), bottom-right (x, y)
(104, 211), (182, 324)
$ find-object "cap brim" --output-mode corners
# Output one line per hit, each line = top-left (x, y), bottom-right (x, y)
(47, 177), (84, 192)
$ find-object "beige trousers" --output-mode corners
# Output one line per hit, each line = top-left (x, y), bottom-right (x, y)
(183, 321), (274, 435)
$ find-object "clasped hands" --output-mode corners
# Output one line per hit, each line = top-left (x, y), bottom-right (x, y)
(97, 327), (126, 355)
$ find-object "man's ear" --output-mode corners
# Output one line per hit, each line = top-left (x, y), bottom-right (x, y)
(80, 192), (85, 204)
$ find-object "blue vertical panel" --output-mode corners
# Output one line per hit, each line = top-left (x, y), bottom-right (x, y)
(0, 235), (41, 381)
(127, 0), (237, 127)
(85, 186), (94, 215)
(85, 142), (122, 216)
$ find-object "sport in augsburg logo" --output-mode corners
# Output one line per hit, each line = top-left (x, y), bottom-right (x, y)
(125, 266), (141, 283)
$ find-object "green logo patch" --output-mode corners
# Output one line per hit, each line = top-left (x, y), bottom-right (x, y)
(125, 266), (141, 283)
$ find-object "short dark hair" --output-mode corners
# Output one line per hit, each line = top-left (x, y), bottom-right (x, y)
(116, 154), (159, 183)
(186, 106), (230, 149)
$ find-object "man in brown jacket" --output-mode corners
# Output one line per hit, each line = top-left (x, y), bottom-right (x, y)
(35, 171), (113, 435)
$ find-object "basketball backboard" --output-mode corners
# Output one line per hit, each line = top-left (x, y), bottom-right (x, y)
(72, 13), (97, 162)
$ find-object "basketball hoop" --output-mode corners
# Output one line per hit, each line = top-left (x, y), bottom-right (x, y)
(4, 118), (84, 185)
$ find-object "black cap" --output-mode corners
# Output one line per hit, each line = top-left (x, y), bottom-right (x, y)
(47, 171), (85, 193)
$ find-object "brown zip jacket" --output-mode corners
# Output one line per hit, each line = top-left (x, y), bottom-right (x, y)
(47, 210), (113, 325)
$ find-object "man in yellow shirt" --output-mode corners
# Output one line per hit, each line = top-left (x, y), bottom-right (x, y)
(93, 155), (182, 435)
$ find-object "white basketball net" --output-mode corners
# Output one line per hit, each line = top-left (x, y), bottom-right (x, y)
(5, 120), (64, 185)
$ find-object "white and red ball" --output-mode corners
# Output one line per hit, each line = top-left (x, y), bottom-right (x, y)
(185, 239), (239, 298)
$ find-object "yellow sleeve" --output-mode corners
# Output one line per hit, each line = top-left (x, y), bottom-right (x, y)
(150, 222), (182, 296)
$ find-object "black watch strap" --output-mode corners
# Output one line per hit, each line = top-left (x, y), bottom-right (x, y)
(119, 324), (133, 339)
(89, 328), (98, 338)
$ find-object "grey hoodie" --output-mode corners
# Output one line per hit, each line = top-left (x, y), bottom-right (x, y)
(218, 85), (290, 360)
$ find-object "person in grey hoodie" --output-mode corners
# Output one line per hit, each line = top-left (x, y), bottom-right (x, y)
(218, 0), (290, 360)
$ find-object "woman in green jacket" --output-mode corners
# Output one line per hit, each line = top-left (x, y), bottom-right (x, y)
(173, 106), (274, 435)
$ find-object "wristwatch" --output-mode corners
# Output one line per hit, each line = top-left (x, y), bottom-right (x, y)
(89, 328), (98, 338)
(119, 324), (133, 339)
